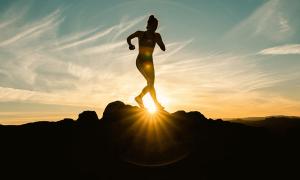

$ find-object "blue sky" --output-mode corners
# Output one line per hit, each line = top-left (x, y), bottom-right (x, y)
(0, 0), (299, 124)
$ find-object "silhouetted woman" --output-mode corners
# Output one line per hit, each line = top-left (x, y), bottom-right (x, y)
(127, 15), (166, 109)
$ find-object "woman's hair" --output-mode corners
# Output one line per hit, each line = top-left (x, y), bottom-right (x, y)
(147, 15), (158, 31)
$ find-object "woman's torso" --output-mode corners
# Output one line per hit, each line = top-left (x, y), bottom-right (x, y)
(137, 31), (156, 60)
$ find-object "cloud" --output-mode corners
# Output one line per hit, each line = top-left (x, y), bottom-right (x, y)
(279, 13), (290, 33)
(51, 26), (100, 48)
(81, 41), (126, 55)
(155, 39), (194, 62)
(0, 18), (17, 29)
(54, 15), (145, 51)
(0, 9), (62, 47)
(225, 0), (293, 41)
(111, 15), (146, 41)
(0, 1), (29, 30)
(55, 26), (115, 50)
(160, 53), (287, 93)
(259, 44), (300, 55)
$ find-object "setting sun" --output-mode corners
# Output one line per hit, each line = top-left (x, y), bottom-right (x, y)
(143, 94), (157, 113)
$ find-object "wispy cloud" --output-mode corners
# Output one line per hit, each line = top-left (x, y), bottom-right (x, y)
(111, 15), (146, 41)
(0, 1), (29, 30)
(259, 44), (300, 55)
(155, 39), (194, 62)
(0, 9), (62, 47)
(55, 26), (115, 50)
(279, 13), (290, 33)
(54, 15), (145, 51)
(51, 26), (100, 47)
(225, 0), (293, 41)
(0, 18), (17, 29)
(81, 41), (126, 55)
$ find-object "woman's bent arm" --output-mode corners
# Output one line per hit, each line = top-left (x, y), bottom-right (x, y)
(155, 33), (166, 51)
(127, 31), (141, 46)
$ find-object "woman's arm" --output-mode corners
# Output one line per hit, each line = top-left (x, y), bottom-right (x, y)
(127, 31), (141, 50)
(155, 33), (166, 51)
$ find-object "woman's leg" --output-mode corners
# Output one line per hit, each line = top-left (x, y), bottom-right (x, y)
(143, 62), (164, 109)
(148, 80), (163, 109)
(136, 62), (150, 98)
(138, 86), (148, 98)
(136, 60), (164, 109)
(135, 61), (150, 108)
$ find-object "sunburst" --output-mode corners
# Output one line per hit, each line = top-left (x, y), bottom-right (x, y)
(143, 94), (157, 113)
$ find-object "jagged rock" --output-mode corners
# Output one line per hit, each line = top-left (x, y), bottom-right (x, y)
(77, 110), (99, 125)
(102, 101), (133, 121)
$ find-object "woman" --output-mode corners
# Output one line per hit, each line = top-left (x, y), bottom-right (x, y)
(127, 15), (166, 110)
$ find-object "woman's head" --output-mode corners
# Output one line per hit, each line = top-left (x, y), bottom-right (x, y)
(147, 15), (158, 32)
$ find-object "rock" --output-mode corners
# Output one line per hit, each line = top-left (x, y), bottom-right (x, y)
(102, 101), (126, 121)
(77, 111), (99, 125)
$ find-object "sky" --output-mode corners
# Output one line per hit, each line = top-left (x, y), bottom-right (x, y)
(0, 0), (299, 124)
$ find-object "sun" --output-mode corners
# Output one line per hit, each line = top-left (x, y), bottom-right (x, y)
(143, 94), (157, 113)
(130, 90), (170, 114)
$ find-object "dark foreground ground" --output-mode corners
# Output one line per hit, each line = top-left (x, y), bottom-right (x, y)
(1, 101), (300, 180)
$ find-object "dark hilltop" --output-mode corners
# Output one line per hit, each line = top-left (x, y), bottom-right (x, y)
(1, 101), (300, 180)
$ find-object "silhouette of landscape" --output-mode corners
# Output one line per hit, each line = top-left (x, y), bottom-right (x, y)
(1, 101), (300, 180)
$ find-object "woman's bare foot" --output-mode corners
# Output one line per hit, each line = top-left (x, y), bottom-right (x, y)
(135, 96), (145, 108)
